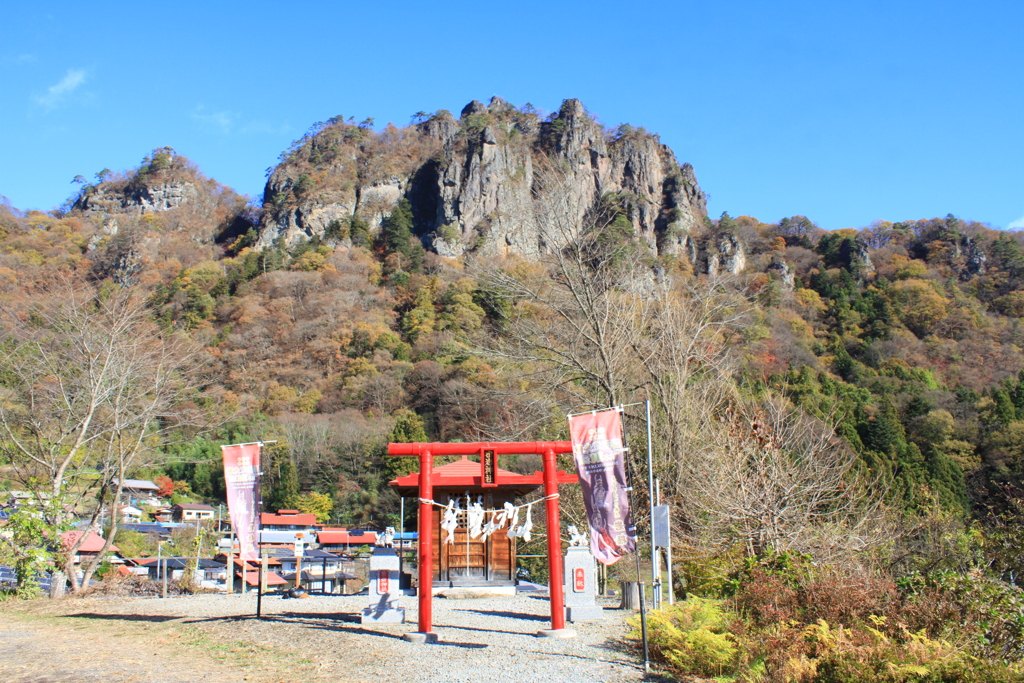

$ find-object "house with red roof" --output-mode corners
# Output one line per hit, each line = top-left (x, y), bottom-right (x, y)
(230, 557), (287, 592)
(260, 509), (317, 530)
(316, 528), (377, 555)
(61, 530), (120, 568)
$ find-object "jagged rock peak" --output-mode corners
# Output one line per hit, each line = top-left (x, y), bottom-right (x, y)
(487, 96), (514, 114)
(461, 100), (488, 118)
(417, 109), (458, 140)
(75, 178), (199, 216)
(255, 97), (710, 262)
(71, 148), (203, 217)
(558, 98), (587, 118)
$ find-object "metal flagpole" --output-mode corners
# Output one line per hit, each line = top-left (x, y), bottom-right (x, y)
(399, 496), (405, 586)
(620, 407), (650, 674)
(646, 399), (659, 609)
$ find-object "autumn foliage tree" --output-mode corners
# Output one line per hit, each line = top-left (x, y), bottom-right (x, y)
(154, 476), (175, 498)
(0, 284), (214, 594)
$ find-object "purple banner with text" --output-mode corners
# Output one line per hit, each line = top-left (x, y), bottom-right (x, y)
(569, 409), (635, 565)
(222, 442), (262, 560)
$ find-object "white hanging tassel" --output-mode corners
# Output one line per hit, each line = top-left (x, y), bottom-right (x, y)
(440, 498), (460, 545)
(481, 510), (500, 539)
(513, 504), (533, 542)
(495, 502), (515, 530)
(507, 504), (520, 537)
(467, 496), (485, 539)
(487, 502), (513, 537)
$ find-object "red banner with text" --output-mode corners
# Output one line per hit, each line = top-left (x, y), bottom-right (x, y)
(221, 442), (262, 560)
(569, 409), (635, 565)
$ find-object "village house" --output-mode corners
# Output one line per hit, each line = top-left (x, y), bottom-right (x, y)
(6, 490), (51, 508)
(60, 530), (121, 578)
(170, 503), (215, 523)
(111, 479), (162, 507)
(316, 528), (377, 556)
(268, 547), (355, 593)
(119, 522), (174, 541)
(138, 557), (227, 588)
(118, 504), (144, 524)
(259, 509), (318, 551)
(225, 557), (288, 593)
(260, 509), (317, 531)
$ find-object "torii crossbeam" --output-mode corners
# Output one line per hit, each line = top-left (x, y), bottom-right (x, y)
(388, 441), (578, 642)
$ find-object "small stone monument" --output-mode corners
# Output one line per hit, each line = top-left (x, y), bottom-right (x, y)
(361, 547), (405, 624)
(563, 526), (604, 622)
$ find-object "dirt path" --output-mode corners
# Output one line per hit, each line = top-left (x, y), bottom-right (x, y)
(0, 593), (652, 683)
(0, 601), (318, 683)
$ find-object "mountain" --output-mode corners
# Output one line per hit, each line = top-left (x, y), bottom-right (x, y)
(257, 97), (714, 264)
(6, 98), (1024, 524)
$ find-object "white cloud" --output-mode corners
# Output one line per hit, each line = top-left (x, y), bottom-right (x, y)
(1010, 214), (1024, 230)
(34, 68), (87, 109)
(191, 105), (290, 136)
(16, 54), (37, 64)
(191, 106), (236, 134)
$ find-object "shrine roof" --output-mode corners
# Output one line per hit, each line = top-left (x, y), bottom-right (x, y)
(389, 456), (577, 497)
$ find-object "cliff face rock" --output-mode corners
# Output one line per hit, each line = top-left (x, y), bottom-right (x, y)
(74, 178), (200, 217)
(767, 258), (797, 290)
(64, 152), (251, 286)
(956, 236), (987, 279)
(851, 239), (876, 278)
(257, 97), (709, 261)
(707, 233), (747, 276)
(68, 151), (248, 246)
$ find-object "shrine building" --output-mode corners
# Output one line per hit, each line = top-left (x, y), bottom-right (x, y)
(390, 454), (574, 593)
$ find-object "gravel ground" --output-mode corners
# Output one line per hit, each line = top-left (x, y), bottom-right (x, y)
(1, 589), (660, 683)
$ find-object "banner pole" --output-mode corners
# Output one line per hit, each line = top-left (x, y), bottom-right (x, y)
(622, 408), (650, 674)
(646, 399), (660, 609)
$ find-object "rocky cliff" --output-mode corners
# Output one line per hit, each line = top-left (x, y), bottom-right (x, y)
(257, 97), (711, 264)
(65, 149), (251, 285)
(74, 176), (200, 217)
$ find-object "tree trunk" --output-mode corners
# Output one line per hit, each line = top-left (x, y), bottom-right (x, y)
(49, 569), (66, 599)
(618, 580), (640, 610)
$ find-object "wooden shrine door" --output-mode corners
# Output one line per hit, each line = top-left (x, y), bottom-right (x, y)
(447, 526), (487, 580)
(431, 492), (516, 587)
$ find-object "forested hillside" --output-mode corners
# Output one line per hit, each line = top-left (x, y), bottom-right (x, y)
(6, 97), (1024, 678)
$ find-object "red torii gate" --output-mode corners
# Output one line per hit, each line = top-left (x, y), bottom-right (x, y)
(388, 441), (578, 642)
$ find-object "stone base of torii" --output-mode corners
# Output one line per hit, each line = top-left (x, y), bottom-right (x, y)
(387, 441), (579, 642)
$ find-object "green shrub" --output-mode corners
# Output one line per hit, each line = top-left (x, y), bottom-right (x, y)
(325, 218), (349, 242)
(631, 597), (749, 679)
(674, 545), (746, 597)
(898, 570), (1024, 661)
(810, 622), (1024, 683)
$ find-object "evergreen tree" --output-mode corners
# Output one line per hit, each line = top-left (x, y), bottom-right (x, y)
(390, 408), (427, 443)
(1011, 370), (1024, 417)
(267, 457), (299, 512)
(858, 399), (905, 456)
(380, 199), (424, 272)
(993, 388), (1017, 425)
(717, 211), (737, 233)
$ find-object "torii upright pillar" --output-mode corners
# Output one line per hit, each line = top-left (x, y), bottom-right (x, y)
(388, 441), (578, 641)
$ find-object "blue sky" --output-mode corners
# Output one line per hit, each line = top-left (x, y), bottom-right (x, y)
(2, 1), (1021, 231)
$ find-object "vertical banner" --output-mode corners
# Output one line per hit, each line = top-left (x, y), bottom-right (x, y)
(221, 442), (262, 560)
(569, 409), (635, 565)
